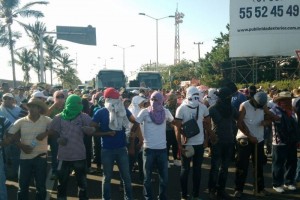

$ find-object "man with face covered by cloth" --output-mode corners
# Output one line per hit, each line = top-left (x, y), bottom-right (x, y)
(48, 94), (98, 200)
(174, 86), (215, 200)
(132, 91), (174, 200)
(233, 92), (272, 198)
(92, 87), (140, 200)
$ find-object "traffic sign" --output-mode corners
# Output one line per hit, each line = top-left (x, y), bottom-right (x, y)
(173, 80), (179, 85)
(56, 25), (96, 46)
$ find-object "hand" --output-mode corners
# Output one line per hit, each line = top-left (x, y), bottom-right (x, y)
(82, 126), (96, 135)
(20, 143), (33, 154)
(36, 132), (46, 141)
(57, 137), (68, 146)
(248, 135), (258, 144)
(108, 131), (116, 136)
(210, 133), (218, 145)
(128, 146), (135, 156)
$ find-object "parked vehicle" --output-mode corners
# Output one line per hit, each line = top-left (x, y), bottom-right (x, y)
(95, 69), (126, 90)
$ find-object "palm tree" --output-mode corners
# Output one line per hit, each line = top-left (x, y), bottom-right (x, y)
(24, 21), (47, 82)
(0, 0), (48, 88)
(15, 48), (34, 84)
(44, 36), (65, 85)
(56, 53), (80, 88)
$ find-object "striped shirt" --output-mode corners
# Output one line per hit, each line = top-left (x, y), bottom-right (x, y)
(8, 115), (52, 159)
(49, 113), (92, 161)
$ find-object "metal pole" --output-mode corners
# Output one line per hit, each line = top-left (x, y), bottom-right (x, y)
(156, 19), (158, 71)
(39, 32), (45, 83)
(123, 47), (125, 72)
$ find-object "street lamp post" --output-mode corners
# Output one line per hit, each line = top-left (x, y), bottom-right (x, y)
(194, 42), (203, 64)
(113, 44), (134, 73)
(139, 13), (174, 71)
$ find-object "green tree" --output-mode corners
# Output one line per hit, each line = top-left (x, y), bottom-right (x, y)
(15, 48), (34, 84)
(0, 0), (48, 87)
(23, 21), (47, 82)
(44, 35), (65, 86)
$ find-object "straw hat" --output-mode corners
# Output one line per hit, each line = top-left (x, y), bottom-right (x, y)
(292, 88), (300, 97)
(27, 98), (48, 114)
(273, 91), (292, 103)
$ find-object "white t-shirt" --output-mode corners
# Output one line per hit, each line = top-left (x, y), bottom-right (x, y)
(175, 103), (209, 145)
(136, 108), (174, 149)
(236, 101), (264, 143)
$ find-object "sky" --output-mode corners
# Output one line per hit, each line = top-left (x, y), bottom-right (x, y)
(0, 0), (230, 84)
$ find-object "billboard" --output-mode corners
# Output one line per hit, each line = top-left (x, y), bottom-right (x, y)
(230, 0), (300, 58)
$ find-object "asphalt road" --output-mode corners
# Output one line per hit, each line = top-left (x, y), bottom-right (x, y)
(6, 150), (300, 200)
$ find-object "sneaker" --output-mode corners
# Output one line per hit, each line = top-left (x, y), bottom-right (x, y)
(284, 184), (296, 191)
(174, 159), (181, 166)
(233, 190), (242, 198)
(273, 186), (285, 193)
(217, 190), (230, 199)
(255, 189), (270, 196)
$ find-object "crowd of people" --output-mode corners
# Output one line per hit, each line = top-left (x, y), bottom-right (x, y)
(0, 81), (299, 200)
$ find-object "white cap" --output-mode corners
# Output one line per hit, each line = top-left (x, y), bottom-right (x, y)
(32, 91), (48, 99)
(2, 93), (14, 99)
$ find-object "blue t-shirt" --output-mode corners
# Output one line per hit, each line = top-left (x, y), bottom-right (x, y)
(231, 92), (247, 110)
(92, 108), (132, 149)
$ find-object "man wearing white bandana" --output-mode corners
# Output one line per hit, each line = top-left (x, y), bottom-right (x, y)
(174, 86), (215, 200)
(92, 87), (139, 200)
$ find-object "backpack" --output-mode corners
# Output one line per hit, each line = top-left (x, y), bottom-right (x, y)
(275, 107), (300, 144)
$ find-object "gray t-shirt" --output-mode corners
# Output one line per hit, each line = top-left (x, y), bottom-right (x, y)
(209, 104), (238, 143)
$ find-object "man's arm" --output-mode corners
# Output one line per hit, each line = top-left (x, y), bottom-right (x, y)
(174, 119), (185, 153)
(203, 116), (217, 145)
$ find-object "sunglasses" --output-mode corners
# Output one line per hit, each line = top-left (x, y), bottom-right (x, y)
(56, 95), (65, 99)
(150, 98), (158, 101)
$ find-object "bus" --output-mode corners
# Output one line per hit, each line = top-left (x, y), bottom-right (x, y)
(95, 69), (126, 90)
(128, 71), (162, 90)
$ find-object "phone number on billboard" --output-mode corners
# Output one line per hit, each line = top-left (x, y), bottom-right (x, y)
(239, 5), (299, 19)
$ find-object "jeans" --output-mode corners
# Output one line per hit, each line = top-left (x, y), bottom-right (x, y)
(143, 148), (168, 200)
(208, 142), (233, 192)
(102, 147), (132, 200)
(4, 144), (20, 179)
(235, 141), (265, 192)
(84, 135), (92, 168)
(93, 136), (101, 168)
(17, 156), (47, 200)
(180, 144), (204, 199)
(57, 159), (88, 200)
(272, 144), (297, 187)
(0, 150), (7, 200)
(296, 157), (300, 182)
(166, 130), (178, 160)
(48, 136), (58, 175)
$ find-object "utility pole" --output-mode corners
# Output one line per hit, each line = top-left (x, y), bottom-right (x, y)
(194, 42), (203, 64)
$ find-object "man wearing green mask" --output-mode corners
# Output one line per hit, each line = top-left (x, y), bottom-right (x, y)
(48, 94), (100, 200)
